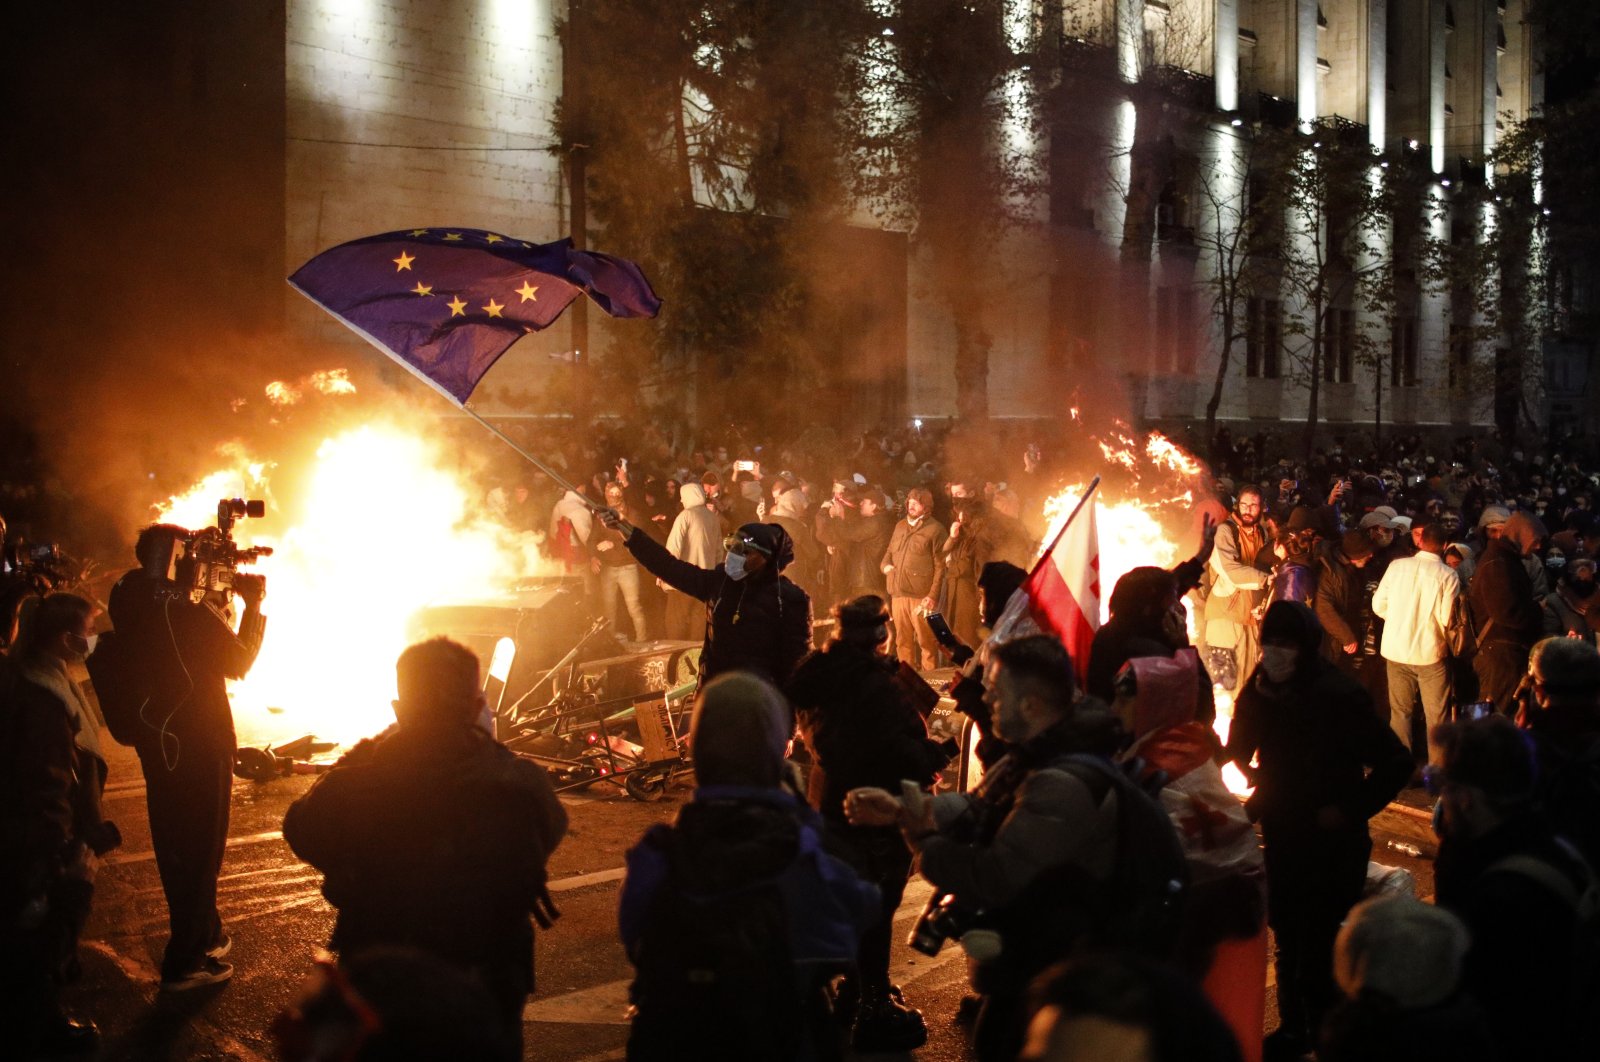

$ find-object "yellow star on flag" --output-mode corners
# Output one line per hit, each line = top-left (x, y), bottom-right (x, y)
(483, 299), (505, 318)
(393, 251), (415, 271)
(444, 233), (463, 241)
(515, 282), (539, 302)
(409, 229), (429, 237)
(484, 233), (504, 244)
(447, 295), (468, 317)
(411, 282), (434, 296)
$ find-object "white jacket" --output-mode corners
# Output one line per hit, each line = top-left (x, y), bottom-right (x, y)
(666, 483), (723, 569)
(1371, 551), (1460, 666)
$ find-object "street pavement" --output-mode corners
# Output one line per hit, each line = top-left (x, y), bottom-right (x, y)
(61, 741), (1435, 1062)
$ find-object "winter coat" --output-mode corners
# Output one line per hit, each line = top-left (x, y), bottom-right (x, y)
(106, 570), (262, 753)
(770, 490), (822, 602)
(787, 644), (949, 824)
(618, 785), (877, 966)
(665, 484), (723, 570)
(623, 525), (813, 686)
(1226, 603), (1411, 837)
(1468, 538), (1543, 650)
(283, 723), (567, 984)
(1434, 812), (1596, 1060)
(1314, 545), (1371, 662)
(881, 516), (947, 600)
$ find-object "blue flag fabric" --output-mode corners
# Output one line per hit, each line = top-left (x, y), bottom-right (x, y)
(288, 229), (661, 402)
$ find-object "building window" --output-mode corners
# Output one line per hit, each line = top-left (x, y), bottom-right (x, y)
(1247, 297), (1281, 379)
(1390, 316), (1418, 386)
(1323, 308), (1354, 383)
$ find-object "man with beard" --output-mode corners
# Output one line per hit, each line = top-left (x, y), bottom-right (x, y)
(1541, 555), (1600, 644)
(1203, 486), (1271, 695)
(1469, 511), (1547, 715)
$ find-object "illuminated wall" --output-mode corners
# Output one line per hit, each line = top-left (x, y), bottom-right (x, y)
(286, 0), (568, 407)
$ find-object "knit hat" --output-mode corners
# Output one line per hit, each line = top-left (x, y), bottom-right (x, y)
(1334, 894), (1470, 1009)
(690, 673), (792, 788)
(737, 522), (795, 572)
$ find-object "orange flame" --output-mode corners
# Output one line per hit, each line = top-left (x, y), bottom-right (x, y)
(155, 423), (557, 745)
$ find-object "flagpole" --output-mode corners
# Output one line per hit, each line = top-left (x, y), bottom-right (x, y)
(1027, 475), (1101, 578)
(458, 405), (605, 512)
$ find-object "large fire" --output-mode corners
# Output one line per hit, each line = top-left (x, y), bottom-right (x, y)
(156, 420), (555, 746)
(1040, 430), (1251, 796)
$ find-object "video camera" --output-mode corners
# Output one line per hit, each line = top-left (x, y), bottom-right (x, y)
(160, 498), (273, 605)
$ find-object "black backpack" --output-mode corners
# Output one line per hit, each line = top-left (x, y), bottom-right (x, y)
(84, 628), (152, 746)
(626, 824), (804, 1062)
(1058, 753), (1190, 958)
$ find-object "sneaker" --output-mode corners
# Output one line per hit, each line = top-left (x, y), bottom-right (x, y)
(850, 993), (929, 1053)
(160, 957), (234, 992)
(206, 932), (232, 960)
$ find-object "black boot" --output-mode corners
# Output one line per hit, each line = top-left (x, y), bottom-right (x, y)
(850, 987), (928, 1053)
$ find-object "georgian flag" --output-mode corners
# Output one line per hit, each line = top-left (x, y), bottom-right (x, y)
(991, 478), (1102, 681)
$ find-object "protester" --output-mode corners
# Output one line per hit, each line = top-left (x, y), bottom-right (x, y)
(787, 596), (950, 1052)
(603, 508), (813, 688)
(106, 524), (265, 989)
(619, 672), (878, 1062)
(846, 635), (1179, 1062)
(1204, 486), (1271, 694)
(1469, 511), (1547, 715)
(1020, 953), (1244, 1062)
(1319, 894), (1495, 1062)
(1517, 636), (1600, 867)
(1225, 602), (1412, 1062)
(881, 487), (947, 670)
(1541, 554), (1600, 643)
(1430, 714), (1598, 1060)
(0, 594), (119, 1056)
(283, 637), (567, 1051)
(1314, 529), (1376, 674)
(1371, 523), (1460, 765)
(663, 482), (722, 642)
(593, 481), (650, 642)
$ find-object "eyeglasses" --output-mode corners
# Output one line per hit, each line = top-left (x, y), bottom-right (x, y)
(723, 534), (772, 558)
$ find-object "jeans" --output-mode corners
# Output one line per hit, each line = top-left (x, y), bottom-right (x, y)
(600, 563), (648, 641)
(1386, 658), (1452, 765)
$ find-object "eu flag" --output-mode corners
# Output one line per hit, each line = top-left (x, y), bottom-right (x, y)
(289, 229), (661, 403)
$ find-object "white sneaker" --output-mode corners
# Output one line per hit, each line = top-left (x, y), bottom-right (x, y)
(206, 933), (232, 960)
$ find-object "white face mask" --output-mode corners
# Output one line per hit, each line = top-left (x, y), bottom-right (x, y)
(724, 552), (749, 581)
(1261, 645), (1298, 683)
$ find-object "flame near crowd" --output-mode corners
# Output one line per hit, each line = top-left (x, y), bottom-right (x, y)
(155, 393), (556, 746)
(150, 384), (1245, 790)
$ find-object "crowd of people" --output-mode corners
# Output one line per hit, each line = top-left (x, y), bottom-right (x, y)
(2, 416), (1600, 1061)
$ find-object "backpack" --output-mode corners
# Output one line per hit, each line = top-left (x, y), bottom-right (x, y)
(627, 825), (803, 1062)
(1056, 753), (1191, 959)
(84, 628), (151, 747)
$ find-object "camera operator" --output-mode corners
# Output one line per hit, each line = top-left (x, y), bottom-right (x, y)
(845, 635), (1149, 1062)
(106, 523), (265, 990)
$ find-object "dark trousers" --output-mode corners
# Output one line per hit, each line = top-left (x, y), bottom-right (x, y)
(0, 876), (93, 1050)
(1263, 828), (1370, 1047)
(138, 741), (233, 978)
(1474, 642), (1530, 717)
(831, 826), (912, 994)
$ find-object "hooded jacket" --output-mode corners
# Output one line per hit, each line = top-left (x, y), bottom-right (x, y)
(623, 523), (813, 686)
(1227, 602), (1412, 835)
(665, 483), (723, 570)
(1469, 514), (1545, 649)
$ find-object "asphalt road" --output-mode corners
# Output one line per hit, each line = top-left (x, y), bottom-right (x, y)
(60, 742), (1437, 1062)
